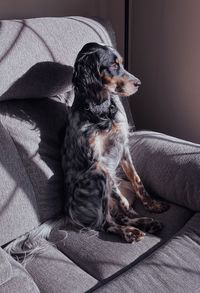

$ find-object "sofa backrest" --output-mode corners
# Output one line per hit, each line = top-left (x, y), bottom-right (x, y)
(0, 16), (113, 100)
(0, 16), (114, 246)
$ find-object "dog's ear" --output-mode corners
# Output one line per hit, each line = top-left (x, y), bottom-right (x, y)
(73, 50), (102, 91)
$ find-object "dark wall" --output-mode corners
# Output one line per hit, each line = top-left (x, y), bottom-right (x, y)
(130, 0), (200, 143)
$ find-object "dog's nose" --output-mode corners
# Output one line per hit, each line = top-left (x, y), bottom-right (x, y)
(134, 79), (141, 87)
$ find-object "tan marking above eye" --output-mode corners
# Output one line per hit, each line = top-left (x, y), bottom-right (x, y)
(116, 57), (123, 64)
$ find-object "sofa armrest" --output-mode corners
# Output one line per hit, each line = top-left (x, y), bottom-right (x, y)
(0, 247), (12, 286)
(0, 247), (39, 292)
(129, 131), (200, 211)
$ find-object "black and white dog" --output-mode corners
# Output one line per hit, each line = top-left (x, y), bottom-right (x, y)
(62, 42), (169, 242)
(5, 43), (169, 262)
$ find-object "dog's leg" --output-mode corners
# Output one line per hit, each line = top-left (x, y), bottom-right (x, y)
(103, 216), (145, 243)
(116, 214), (162, 234)
(120, 147), (169, 213)
(103, 199), (144, 242)
(110, 189), (162, 234)
(111, 187), (138, 218)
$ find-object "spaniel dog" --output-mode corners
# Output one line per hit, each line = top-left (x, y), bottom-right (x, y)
(62, 42), (169, 242)
(5, 43), (170, 263)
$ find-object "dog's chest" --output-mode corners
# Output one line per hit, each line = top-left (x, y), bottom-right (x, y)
(89, 122), (128, 171)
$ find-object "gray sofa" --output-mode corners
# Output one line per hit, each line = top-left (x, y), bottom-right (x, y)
(0, 16), (200, 293)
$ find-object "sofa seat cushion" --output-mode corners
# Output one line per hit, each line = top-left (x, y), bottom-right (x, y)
(26, 239), (97, 293)
(0, 248), (39, 293)
(93, 213), (200, 293)
(50, 203), (192, 281)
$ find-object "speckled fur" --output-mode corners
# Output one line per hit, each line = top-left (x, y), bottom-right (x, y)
(62, 43), (169, 242)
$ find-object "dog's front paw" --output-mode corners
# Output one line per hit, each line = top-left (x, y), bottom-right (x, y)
(122, 226), (145, 243)
(143, 199), (170, 213)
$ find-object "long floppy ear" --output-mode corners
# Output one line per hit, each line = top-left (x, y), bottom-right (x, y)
(72, 49), (102, 95)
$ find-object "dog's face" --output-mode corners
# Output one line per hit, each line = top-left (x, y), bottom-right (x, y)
(73, 42), (141, 97)
(99, 46), (141, 96)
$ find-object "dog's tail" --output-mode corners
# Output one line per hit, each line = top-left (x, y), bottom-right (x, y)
(4, 217), (66, 265)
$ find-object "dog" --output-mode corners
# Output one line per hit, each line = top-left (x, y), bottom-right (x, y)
(4, 42), (170, 262)
(62, 42), (169, 242)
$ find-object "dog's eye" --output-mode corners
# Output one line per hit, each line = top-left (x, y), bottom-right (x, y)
(110, 63), (119, 70)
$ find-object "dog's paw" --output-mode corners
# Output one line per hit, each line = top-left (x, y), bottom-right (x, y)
(122, 226), (145, 243)
(147, 219), (163, 233)
(143, 199), (170, 213)
(134, 217), (163, 234)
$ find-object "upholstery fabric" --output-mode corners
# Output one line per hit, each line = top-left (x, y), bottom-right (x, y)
(26, 239), (97, 293)
(50, 203), (192, 280)
(93, 213), (200, 293)
(0, 97), (67, 222)
(0, 247), (12, 285)
(0, 119), (39, 246)
(0, 249), (39, 293)
(129, 131), (200, 211)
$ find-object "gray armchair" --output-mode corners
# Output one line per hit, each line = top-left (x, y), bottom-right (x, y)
(0, 16), (199, 293)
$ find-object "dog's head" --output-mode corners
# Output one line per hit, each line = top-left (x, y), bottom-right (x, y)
(73, 42), (141, 98)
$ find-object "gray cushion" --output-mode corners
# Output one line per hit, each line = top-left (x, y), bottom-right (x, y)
(26, 239), (97, 293)
(129, 131), (200, 211)
(50, 203), (192, 280)
(0, 17), (112, 100)
(0, 96), (67, 223)
(0, 248), (12, 285)
(0, 248), (39, 293)
(0, 120), (39, 246)
(94, 213), (200, 293)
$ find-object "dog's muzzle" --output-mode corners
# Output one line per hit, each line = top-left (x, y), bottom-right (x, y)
(125, 70), (141, 88)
